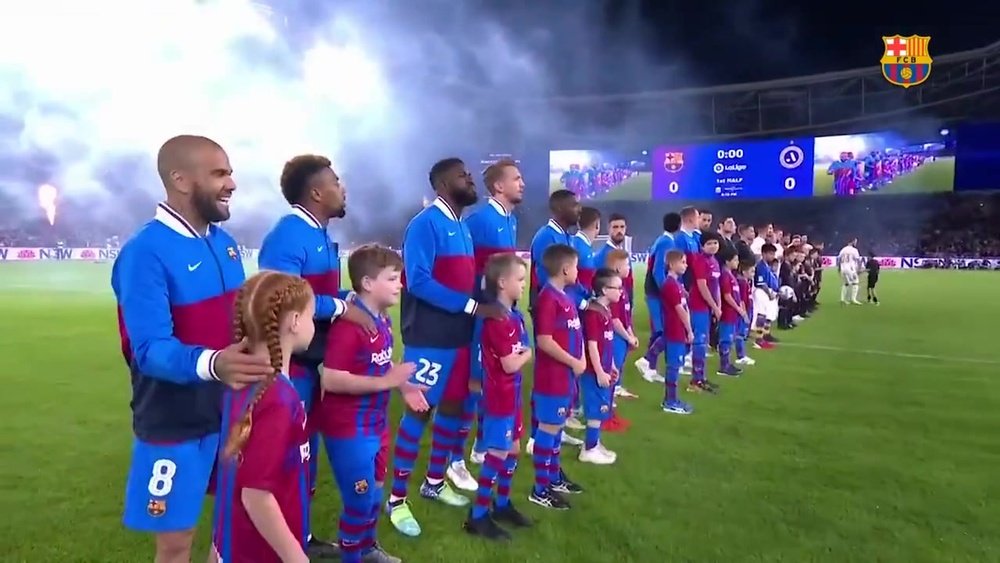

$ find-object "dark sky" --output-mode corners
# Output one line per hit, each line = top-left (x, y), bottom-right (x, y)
(634, 1), (988, 87)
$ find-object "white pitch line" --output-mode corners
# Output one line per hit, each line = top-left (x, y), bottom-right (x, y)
(778, 342), (1000, 366)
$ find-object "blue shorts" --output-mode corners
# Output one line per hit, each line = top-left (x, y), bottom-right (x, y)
(324, 435), (381, 510)
(402, 346), (471, 406)
(691, 311), (710, 346)
(123, 433), (219, 532)
(480, 415), (516, 451)
(645, 296), (664, 335)
(580, 374), (613, 421)
(666, 342), (687, 370)
(532, 392), (572, 426)
(719, 321), (736, 344)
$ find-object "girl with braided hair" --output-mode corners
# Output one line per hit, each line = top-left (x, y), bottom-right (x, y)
(212, 271), (318, 563)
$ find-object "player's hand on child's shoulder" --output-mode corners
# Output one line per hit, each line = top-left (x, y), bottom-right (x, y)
(475, 302), (508, 320)
(213, 338), (274, 389)
(340, 302), (378, 334)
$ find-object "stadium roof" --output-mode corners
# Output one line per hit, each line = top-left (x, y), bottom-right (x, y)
(529, 39), (1000, 143)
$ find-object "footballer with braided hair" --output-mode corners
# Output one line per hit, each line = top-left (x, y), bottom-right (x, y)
(213, 271), (317, 563)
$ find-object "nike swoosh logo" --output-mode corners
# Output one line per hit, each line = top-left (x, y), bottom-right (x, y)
(497, 227), (504, 232)
(187, 262), (202, 272)
(448, 231), (457, 236)
(370, 334), (379, 343)
(508, 329), (516, 337)
(317, 246), (324, 252)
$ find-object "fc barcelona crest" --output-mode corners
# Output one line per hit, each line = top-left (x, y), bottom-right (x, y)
(147, 498), (166, 517)
(880, 35), (933, 88)
(227, 246), (239, 260)
(663, 152), (684, 173)
(354, 479), (369, 495)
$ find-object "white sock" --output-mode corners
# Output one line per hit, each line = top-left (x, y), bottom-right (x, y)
(850, 284), (859, 301)
(841, 285), (848, 301)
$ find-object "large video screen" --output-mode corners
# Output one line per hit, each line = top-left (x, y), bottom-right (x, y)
(550, 130), (956, 201)
(954, 123), (1000, 191)
(548, 150), (652, 200)
(812, 132), (954, 196)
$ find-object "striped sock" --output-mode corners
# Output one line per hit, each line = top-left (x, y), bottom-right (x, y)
(720, 340), (732, 369)
(496, 454), (517, 507)
(692, 342), (707, 381)
(473, 454), (503, 519)
(362, 486), (381, 547)
(549, 429), (563, 484)
(427, 412), (460, 483)
(666, 358), (680, 402)
(338, 504), (369, 563)
(451, 392), (478, 463)
(532, 430), (556, 495)
(389, 414), (425, 501)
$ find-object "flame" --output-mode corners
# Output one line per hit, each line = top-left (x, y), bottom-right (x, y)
(37, 184), (58, 225)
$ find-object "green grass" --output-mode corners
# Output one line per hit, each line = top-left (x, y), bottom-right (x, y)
(547, 172), (652, 200)
(811, 156), (955, 196)
(2, 262), (999, 562)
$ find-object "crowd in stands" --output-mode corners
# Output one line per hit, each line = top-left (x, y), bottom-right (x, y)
(1, 192), (999, 258)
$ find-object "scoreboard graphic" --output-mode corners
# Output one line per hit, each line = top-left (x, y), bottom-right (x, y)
(550, 129), (957, 201)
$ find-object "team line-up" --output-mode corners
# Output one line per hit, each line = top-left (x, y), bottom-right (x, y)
(114, 135), (826, 563)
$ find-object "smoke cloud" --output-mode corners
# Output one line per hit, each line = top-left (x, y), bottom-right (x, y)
(0, 0), (676, 239)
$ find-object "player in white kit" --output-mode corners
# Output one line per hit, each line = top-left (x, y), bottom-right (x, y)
(837, 238), (863, 305)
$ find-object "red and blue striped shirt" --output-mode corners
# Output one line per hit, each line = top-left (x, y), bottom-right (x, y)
(214, 375), (310, 562)
(318, 311), (394, 438)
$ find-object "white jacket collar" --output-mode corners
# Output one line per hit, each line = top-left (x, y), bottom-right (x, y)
(432, 197), (459, 222)
(290, 204), (322, 229)
(487, 197), (510, 217)
(155, 203), (207, 238)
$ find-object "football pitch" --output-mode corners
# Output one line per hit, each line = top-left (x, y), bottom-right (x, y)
(1, 262), (999, 562)
(811, 157), (955, 196)
(547, 172), (653, 201)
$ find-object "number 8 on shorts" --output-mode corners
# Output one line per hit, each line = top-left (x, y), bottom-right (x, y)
(122, 433), (220, 533)
(147, 459), (177, 496)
